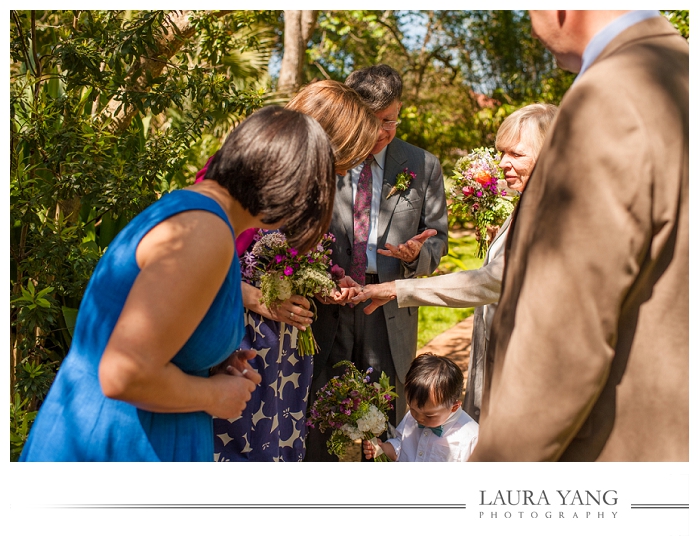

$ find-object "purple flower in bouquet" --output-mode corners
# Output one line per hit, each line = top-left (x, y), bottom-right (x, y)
(330, 264), (345, 282)
(240, 251), (258, 282)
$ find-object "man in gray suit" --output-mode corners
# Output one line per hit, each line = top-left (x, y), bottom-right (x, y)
(470, 11), (688, 461)
(305, 64), (448, 461)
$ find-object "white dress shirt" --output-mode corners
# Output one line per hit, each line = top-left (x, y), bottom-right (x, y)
(351, 146), (387, 274)
(385, 408), (479, 462)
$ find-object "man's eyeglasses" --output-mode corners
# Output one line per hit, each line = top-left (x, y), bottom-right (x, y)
(381, 119), (401, 130)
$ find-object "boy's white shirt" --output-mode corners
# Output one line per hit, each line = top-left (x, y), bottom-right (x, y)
(384, 407), (479, 462)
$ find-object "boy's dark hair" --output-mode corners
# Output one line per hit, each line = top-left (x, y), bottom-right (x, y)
(345, 64), (403, 112)
(404, 353), (463, 409)
(205, 105), (336, 254)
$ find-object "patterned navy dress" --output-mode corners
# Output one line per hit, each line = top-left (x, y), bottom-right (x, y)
(213, 233), (313, 462)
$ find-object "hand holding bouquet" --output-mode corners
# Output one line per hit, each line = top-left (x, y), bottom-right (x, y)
(307, 361), (397, 461)
(448, 147), (516, 258)
(241, 230), (337, 356)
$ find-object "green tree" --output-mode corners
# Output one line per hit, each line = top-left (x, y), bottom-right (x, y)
(462, 10), (574, 105)
(9, 9), (275, 459)
(663, 10), (689, 41)
(299, 10), (571, 171)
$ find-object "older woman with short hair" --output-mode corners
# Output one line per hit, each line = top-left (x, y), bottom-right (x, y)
(352, 103), (558, 423)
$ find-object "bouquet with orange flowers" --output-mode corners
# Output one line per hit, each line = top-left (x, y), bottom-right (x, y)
(448, 147), (516, 258)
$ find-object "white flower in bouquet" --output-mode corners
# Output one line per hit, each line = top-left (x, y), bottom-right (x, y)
(294, 268), (336, 300)
(340, 423), (362, 441)
(251, 231), (287, 256)
(356, 404), (387, 436)
(259, 275), (292, 308)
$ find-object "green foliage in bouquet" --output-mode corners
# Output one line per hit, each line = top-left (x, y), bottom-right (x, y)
(307, 361), (397, 461)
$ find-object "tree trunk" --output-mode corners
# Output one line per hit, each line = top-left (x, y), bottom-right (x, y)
(277, 10), (317, 96)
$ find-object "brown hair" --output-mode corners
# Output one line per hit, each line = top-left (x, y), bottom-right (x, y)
(286, 80), (380, 172)
(495, 103), (558, 158)
(204, 106), (336, 254)
(404, 353), (463, 409)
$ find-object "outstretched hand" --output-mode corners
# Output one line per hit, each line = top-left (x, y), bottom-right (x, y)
(317, 276), (363, 305)
(378, 229), (437, 263)
(351, 281), (397, 315)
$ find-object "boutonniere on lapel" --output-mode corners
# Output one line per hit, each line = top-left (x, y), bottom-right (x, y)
(387, 168), (416, 198)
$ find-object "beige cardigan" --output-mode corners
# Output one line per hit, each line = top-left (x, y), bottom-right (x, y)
(395, 215), (512, 421)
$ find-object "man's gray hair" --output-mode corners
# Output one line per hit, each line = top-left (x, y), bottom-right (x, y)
(345, 64), (403, 112)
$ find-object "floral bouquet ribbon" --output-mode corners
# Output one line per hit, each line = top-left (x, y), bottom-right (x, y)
(448, 147), (517, 258)
(307, 361), (397, 461)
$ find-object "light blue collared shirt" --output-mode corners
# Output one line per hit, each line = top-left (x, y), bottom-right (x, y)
(576, 10), (660, 83)
(351, 146), (387, 274)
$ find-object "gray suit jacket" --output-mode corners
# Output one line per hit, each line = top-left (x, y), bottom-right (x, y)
(313, 137), (448, 382)
(395, 214), (511, 421)
(471, 16), (689, 461)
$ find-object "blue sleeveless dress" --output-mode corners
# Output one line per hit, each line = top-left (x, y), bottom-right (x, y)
(20, 190), (244, 462)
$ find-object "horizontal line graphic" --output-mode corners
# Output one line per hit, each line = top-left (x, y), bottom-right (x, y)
(630, 504), (688, 509)
(45, 503), (466, 510)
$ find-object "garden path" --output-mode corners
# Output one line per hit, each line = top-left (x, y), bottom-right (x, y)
(417, 314), (474, 399)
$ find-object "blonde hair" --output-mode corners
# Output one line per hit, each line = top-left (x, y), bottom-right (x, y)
(286, 80), (381, 172)
(495, 103), (558, 158)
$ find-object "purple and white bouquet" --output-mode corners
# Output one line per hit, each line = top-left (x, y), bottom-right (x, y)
(448, 147), (516, 258)
(241, 230), (337, 356)
(307, 360), (397, 461)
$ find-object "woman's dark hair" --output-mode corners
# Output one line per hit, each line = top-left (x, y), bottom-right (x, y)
(404, 353), (463, 409)
(204, 106), (336, 254)
(345, 64), (403, 112)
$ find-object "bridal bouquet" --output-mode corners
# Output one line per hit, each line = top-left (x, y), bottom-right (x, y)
(448, 147), (516, 258)
(307, 361), (397, 461)
(241, 230), (337, 356)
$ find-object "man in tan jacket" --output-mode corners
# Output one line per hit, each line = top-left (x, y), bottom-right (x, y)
(469, 11), (689, 461)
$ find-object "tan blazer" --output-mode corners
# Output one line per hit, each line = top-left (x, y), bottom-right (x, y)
(470, 16), (689, 461)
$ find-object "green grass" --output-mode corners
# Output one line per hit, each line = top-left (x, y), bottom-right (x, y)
(417, 231), (484, 348)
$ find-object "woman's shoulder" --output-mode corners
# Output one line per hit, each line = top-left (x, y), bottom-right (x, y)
(135, 192), (235, 271)
(151, 189), (235, 237)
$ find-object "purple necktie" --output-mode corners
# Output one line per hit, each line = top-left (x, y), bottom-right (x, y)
(349, 155), (374, 285)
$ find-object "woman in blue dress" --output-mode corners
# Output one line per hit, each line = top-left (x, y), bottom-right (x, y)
(19, 106), (337, 462)
(207, 81), (381, 461)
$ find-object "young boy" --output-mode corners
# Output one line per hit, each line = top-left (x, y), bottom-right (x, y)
(363, 353), (478, 462)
